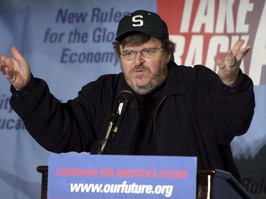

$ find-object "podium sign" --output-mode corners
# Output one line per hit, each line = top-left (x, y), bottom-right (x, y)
(48, 153), (197, 199)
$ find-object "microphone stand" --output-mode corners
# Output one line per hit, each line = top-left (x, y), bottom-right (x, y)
(97, 113), (118, 154)
(97, 89), (134, 154)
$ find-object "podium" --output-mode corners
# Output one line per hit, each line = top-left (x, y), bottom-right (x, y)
(37, 166), (253, 199)
(197, 170), (253, 199)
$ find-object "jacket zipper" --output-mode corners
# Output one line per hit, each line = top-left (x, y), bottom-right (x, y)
(153, 96), (167, 134)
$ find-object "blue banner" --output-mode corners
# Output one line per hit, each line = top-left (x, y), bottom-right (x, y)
(48, 154), (197, 199)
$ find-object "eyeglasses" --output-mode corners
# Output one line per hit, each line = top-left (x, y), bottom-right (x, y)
(120, 47), (163, 60)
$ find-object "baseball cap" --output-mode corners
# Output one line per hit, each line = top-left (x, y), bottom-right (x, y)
(116, 10), (169, 41)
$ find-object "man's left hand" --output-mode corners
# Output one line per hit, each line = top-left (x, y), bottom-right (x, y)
(214, 39), (251, 87)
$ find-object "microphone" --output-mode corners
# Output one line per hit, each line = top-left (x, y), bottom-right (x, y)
(97, 113), (117, 154)
(113, 89), (134, 133)
(97, 88), (134, 154)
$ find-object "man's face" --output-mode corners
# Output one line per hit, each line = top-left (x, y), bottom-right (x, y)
(119, 37), (171, 95)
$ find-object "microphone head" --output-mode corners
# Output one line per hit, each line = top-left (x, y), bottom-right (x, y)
(116, 89), (134, 115)
(119, 88), (134, 103)
(112, 89), (134, 133)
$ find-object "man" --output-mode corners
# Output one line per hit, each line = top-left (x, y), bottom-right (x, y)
(0, 10), (255, 181)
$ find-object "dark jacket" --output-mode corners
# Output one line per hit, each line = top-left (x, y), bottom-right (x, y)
(10, 61), (255, 180)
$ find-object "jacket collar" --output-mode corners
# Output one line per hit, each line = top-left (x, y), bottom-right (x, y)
(162, 61), (188, 96)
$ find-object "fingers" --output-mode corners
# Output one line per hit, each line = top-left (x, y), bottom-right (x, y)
(0, 47), (21, 82)
(0, 55), (13, 79)
(214, 55), (225, 69)
(215, 40), (251, 70)
(231, 39), (245, 53)
(2, 65), (13, 80)
(1, 47), (25, 73)
(0, 65), (6, 75)
(231, 39), (251, 61)
(0, 47), (31, 90)
(0, 54), (8, 65)
(224, 50), (236, 69)
(215, 40), (251, 86)
(0, 54), (10, 75)
(214, 51), (236, 71)
(235, 45), (251, 62)
(11, 47), (24, 61)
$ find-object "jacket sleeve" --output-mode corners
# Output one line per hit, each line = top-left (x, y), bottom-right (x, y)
(10, 75), (98, 153)
(194, 65), (255, 144)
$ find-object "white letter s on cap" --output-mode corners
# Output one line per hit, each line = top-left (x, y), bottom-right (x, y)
(132, 15), (143, 27)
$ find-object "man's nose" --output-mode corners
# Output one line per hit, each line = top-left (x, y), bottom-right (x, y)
(134, 51), (145, 65)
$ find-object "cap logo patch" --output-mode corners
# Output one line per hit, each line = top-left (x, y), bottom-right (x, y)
(132, 15), (144, 27)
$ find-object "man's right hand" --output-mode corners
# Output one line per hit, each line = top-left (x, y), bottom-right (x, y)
(0, 47), (31, 90)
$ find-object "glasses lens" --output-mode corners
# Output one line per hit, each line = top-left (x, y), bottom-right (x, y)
(121, 47), (162, 60)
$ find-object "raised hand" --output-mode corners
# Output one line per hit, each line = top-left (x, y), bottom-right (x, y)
(214, 39), (251, 86)
(0, 47), (31, 90)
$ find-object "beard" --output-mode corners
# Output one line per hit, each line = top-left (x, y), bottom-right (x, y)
(123, 65), (167, 95)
